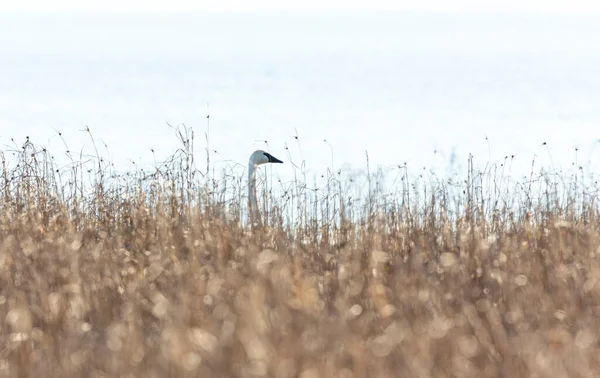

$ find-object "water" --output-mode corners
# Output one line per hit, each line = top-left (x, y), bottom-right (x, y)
(1, 11), (600, 191)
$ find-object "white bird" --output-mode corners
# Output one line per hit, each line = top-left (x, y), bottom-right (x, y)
(248, 149), (283, 226)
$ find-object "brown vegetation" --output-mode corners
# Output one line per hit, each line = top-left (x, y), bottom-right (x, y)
(1, 130), (599, 377)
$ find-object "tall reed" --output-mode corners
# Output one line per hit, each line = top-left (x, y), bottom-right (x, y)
(0, 127), (599, 377)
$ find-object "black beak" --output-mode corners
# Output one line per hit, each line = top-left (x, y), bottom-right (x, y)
(265, 152), (283, 164)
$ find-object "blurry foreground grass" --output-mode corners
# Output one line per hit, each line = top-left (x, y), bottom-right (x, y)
(1, 130), (600, 377)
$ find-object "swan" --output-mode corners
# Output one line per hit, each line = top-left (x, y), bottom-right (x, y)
(248, 150), (283, 225)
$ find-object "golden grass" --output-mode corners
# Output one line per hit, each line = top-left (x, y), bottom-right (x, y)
(1, 131), (600, 377)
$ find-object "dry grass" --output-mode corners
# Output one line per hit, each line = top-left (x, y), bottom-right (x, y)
(1, 129), (600, 378)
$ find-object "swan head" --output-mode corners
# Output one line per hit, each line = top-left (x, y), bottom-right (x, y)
(249, 150), (283, 166)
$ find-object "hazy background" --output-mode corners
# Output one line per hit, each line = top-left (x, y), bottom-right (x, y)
(1, 10), (599, 187)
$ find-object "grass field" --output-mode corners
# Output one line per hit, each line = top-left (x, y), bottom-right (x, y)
(1, 129), (599, 377)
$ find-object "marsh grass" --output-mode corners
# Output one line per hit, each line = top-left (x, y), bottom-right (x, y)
(1, 127), (600, 377)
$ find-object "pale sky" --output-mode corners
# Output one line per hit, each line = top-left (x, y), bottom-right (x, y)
(2, 0), (600, 13)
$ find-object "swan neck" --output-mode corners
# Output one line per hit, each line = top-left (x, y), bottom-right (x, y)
(248, 162), (260, 223)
